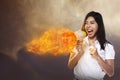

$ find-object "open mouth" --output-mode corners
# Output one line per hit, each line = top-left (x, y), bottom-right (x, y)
(87, 30), (93, 35)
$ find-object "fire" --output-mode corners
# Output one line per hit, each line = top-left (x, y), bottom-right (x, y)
(26, 27), (84, 56)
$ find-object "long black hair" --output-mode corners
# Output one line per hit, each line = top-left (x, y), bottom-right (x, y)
(82, 11), (108, 50)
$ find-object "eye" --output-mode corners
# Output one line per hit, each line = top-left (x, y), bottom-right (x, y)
(84, 21), (88, 25)
(90, 21), (95, 24)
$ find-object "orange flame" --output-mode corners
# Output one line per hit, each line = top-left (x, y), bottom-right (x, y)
(26, 27), (78, 55)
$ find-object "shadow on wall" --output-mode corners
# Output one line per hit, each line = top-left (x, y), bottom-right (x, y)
(0, 48), (74, 80)
(0, 52), (41, 80)
(17, 48), (74, 80)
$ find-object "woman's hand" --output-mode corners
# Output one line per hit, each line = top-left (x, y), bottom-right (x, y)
(76, 39), (85, 54)
(89, 42), (99, 59)
(67, 38), (86, 69)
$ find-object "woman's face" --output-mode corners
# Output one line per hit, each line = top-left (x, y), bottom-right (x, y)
(84, 16), (98, 39)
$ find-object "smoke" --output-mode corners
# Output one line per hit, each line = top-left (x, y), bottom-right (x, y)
(0, 0), (120, 58)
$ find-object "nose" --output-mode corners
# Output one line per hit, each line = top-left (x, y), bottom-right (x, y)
(86, 23), (91, 28)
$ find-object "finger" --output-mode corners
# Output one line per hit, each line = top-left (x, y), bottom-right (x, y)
(89, 50), (94, 55)
(89, 48), (95, 55)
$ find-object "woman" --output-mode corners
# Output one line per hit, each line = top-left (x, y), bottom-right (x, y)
(68, 11), (115, 80)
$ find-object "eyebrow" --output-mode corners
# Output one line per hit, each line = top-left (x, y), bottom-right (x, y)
(85, 20), (96, 23)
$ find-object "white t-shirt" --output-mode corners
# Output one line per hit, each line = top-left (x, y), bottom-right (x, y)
(73, 37), (115, 80)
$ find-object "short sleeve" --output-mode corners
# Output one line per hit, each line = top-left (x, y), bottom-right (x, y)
(105, 43), (115, 59)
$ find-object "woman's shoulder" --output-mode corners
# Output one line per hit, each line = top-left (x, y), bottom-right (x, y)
(104, 42), (115, 59)
(105, 42), (114, 47)
(105, 42), (114, 51)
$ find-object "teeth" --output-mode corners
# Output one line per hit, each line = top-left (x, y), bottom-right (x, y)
(88, 30), (92, 32)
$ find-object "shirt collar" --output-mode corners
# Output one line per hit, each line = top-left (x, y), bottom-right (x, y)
(85, 36), (99, 45)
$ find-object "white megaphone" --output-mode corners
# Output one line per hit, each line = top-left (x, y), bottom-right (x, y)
(74, 30), (86, 40)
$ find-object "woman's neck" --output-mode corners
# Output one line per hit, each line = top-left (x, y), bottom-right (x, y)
(88, 36), (97, 46)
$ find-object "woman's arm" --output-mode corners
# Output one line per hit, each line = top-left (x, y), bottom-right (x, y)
(96, 56), (114, 77)
(68, 39), (86, 69)
(67, 50), (83, 69)
(90, 47), (114, 77)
